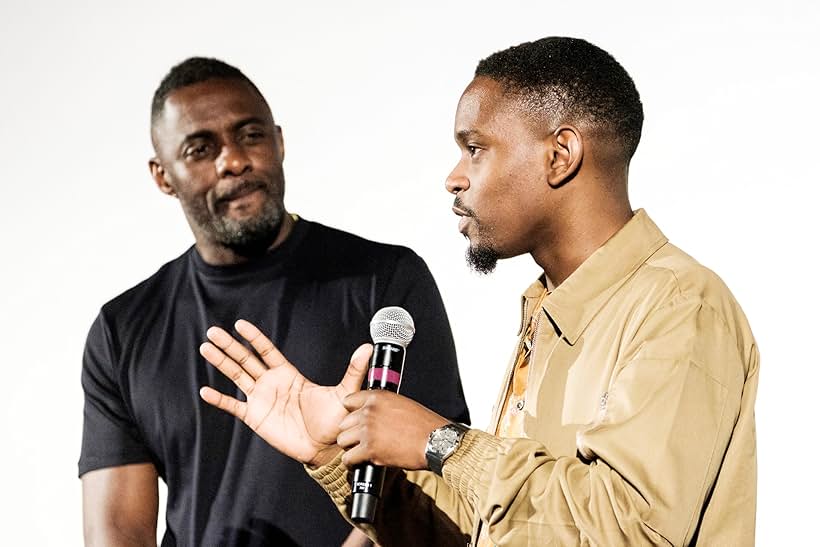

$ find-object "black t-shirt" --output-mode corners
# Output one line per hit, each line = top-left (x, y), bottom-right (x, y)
(79, 219), (470, 547)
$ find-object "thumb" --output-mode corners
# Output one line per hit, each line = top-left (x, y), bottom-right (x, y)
(338, 343), (372, 395)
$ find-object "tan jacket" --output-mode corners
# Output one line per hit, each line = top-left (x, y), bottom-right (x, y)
(310, 210), (759, 546)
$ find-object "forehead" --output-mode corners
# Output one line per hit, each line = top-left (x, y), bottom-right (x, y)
(156, 78), (273, 139)
(454, 77), (534, 140)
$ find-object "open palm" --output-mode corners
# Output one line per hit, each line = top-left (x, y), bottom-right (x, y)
(199, 319), (372, 467)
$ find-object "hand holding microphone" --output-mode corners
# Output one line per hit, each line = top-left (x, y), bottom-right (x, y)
(344, 307), (415, 522)
(338, 307), (451, 523)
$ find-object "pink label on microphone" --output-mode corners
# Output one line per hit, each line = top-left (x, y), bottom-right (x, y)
(368, 367), (401, 386)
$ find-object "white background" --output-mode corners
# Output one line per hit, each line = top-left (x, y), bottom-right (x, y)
(1, 0), (817, 544)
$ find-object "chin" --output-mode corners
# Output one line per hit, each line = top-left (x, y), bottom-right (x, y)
(466, 244), (501, 275)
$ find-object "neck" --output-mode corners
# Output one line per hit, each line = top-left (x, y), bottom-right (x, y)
(534, 197), (633, 288)
(195, 212), (295, 266)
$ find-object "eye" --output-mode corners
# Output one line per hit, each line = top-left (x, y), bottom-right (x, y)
(466, 145), (481, 158)
(184, 143), (212, 160)
(240, 128), (266, 144)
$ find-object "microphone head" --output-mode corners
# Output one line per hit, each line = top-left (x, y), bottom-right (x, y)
(370, 306), (415, 347)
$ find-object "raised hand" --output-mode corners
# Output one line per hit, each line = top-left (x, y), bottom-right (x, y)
(199, 319), (372, 467)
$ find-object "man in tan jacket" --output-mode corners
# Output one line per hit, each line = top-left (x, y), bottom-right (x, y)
(198, 37), (758, 546)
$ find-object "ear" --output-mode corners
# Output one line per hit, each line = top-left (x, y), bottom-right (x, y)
(546, 125), (583, 188)
(149, 158), (177, 197)
(275, 124), (285, 162)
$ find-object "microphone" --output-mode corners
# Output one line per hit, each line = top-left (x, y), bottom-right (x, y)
(349, 306), (415, 523)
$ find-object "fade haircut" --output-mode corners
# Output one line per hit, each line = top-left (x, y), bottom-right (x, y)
(475, 37), (644, 161)
(150, 57), (267, 125)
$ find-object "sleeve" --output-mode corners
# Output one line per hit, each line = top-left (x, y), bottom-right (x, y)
(438, 297), (749, 546)
(308, 451), (474, 547)
(379, 249), (470, 425)
(78, 311), (154, 477)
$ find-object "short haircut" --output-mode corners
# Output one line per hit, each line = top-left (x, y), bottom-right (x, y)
(150, 57), (267, 124)
(475, 37), (644, 160)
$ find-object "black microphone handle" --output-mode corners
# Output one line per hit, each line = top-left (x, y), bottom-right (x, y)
(349, 341), (406, 523)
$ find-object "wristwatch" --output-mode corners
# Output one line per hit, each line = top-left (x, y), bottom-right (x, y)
(425, 422), (470, 476)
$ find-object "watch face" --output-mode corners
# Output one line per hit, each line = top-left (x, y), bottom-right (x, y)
(432, 427), (460, 453)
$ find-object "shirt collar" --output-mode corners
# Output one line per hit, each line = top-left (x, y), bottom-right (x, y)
(518, 209), (668, 344)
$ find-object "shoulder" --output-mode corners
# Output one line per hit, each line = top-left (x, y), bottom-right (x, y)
(298, 220), (425, 271)
(624, 242), (757, 376)
(637, 243), (744, 324)
(99, 248), (193, 325)
(302, 220), (415, 255)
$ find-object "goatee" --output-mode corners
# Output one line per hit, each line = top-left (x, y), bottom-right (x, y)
(466, 244), (500, 274)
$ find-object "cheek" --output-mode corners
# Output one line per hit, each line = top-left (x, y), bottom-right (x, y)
(172, 163), (212, 192)
(251, 147), (281, 169)
(170, 176), (213, 211)
(490, 169), (538, 225)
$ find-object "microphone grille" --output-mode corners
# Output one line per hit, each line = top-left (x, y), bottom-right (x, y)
(370, 306), (415, 347)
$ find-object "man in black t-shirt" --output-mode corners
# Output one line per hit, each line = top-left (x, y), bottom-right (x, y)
(79, 57), (470, 547)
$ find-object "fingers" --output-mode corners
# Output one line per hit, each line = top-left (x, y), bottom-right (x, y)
(337, 344), (373, 396)
(337, 402), (361, 434)
(335, 422), (360, 450)
(206, 325), (268, 380)
(235, 319), (291, 371)
(199, 386), (248, 420)
(336, 422), (372, 467)
(336, 390), (374, 462)
(341, 442), (374, 467)
(341, 390), (368, 412)
(337, 392), (444, 470)
(200, 340), (259, 395)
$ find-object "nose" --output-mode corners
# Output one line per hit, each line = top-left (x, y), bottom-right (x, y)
(216, 143), (252, 178)
(445, 161), (469, 195)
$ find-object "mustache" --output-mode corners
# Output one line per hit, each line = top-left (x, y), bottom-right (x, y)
(453, 197), (476, 217)
(215, 179), (268, 203)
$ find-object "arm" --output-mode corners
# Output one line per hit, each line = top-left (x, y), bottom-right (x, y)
(79, 312), (162, 546)
(336, 298), (753, 546)
(311, 393), (473, 546)
(308, 452), (473, 547)
(81, 463), (159, 547)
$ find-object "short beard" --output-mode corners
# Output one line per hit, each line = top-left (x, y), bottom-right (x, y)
(209, 199), (284, 257)
(185, 187), (285, 257)
(466, 244), (501, 274)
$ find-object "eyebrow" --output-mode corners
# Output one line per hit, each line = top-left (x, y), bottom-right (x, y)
(181, 129), (214, 145)
(231, 116), (269, 132)
(455, 129), (482, 145)
(180, 117), (270, 146)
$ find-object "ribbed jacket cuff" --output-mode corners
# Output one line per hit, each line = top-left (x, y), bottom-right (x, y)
(442, 429), (502, 506)
(305, 450), (351, 507)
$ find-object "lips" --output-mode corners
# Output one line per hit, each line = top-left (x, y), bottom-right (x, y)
(452, 195), (474, 218)
(217, 180), (266, 204)
(452, 203), (472, 235)
(452, 205), (469, 217)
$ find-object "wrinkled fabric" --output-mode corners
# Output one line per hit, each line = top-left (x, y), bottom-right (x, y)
(310, 210), (758, 546)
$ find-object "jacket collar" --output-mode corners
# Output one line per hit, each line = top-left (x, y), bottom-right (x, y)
(518, 209), (668, 344)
